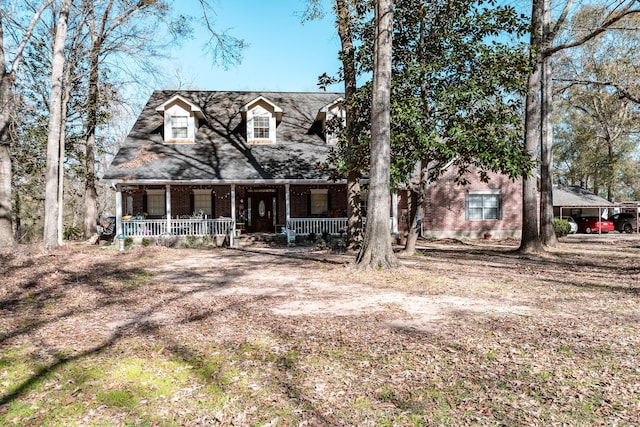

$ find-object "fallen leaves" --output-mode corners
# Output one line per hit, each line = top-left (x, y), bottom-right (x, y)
(1, 238), (639, 425)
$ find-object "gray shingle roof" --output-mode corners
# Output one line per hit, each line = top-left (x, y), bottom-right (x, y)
(553, 186), (612, 207)
(102, 91), (344, 183)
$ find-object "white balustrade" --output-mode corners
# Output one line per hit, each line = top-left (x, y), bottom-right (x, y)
(286, 218), (348, 235)
(122, 218), (234, 237)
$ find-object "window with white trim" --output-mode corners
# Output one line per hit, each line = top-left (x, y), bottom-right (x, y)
(193, 190), (212, 216)
(157, 96), (201, 143)
(146, 189), (165, 217)
(310, 189), (329, 215)
(171, 115), (188, 138)
(245, 102), (278, 144)
(253, 116), (270, 139)
(466, 190), (502, 220)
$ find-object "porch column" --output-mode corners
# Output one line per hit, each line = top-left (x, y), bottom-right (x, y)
(115, 185), (123, 238)
(285, 183), (290, 228)
(230, 184), (236, 247)
(391, 191), (399, 234)
(165, 185), (171, 233)
(231, 184), (236, 221)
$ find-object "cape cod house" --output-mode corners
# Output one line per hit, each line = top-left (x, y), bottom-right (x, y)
(102, 90), (523, 244)
(102, 91), (351, 244)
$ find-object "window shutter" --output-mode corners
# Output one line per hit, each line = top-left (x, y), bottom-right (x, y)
(143, 194), (147, 215)
(190, 193), (194, 213)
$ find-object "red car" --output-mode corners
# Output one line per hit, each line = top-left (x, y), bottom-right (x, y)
(576, 216), (615, 234)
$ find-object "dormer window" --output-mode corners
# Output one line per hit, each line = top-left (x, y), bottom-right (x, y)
(171, 115), (189, 139)
(316, 98), (345, 144)
(156, 94), (204, 144)
(253, 115), (270, 139)
(241, 96), (283, 144)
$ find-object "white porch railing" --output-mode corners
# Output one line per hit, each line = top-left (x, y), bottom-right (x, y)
(287, 218), (348, 235)
(122, 218), (234, 237)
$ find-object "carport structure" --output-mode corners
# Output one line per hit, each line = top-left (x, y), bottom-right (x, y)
(553, 186), (639, 234)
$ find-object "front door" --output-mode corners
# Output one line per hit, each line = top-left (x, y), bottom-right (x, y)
(249, 192), (275, 232)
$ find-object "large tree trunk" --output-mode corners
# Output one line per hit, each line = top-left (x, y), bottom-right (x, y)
(83, 43), (100, 239)
(0, 75), (14, 248)
(0, 21), (15, 247)
(539, 0), (557, 247)
(335, 0), (363, 250)
(43, 0), (72, 249)
(346, 170), (362, 249)
(355, 0), (398, 269)
(519, 0), (545, 254)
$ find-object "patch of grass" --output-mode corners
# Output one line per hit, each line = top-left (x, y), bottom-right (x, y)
(97, 388), (139, 409)
(117, 270), (152, 290)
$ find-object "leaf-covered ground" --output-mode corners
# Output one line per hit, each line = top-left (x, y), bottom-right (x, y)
(1, 235), (639, 426)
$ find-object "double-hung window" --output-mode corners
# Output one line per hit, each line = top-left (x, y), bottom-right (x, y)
(171, 115), (188, 139)
(310, 189), (329, 215)
(253, 116), (270, 139)
(466, 190), (502, 220)
(146, 189), (166, 217)
(193, 190), (212, 216)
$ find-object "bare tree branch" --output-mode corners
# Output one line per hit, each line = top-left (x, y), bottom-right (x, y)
(7, 0), (53, 74)
(546, 2), (640, 55)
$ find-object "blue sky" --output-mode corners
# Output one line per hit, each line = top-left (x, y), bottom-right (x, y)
(164, 0), (343, 93)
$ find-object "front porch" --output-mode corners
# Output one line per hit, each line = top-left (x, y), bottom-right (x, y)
(120, 217), (349, 239)
(112, 182), (357, 247)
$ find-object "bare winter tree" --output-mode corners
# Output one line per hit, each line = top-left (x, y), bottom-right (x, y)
(0, 0), (53, 248)
(522, 0), (640, 252)
(43, 0), (73, 249)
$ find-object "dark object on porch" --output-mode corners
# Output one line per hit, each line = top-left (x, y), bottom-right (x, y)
(97, 217), (116, 243)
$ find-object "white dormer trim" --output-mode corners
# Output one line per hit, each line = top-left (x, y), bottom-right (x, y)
(240, 96), (283, 144)
(156, 95), (203, 144)
(316, 97), (345, 144)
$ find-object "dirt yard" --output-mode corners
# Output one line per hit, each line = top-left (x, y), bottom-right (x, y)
(1, 236), (639, 426)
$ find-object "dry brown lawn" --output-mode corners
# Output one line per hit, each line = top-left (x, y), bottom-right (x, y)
(1, 235), (639, 426)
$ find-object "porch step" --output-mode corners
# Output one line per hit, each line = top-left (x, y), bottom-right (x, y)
(234, 232), (287, 248)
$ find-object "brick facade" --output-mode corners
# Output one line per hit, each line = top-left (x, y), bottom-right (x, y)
(398, 167), (522, 239)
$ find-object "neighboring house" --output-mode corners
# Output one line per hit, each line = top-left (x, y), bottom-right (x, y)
(396, 164), (523, 239)
(102, 91), (350, 242)
(102, 90), (524, 243)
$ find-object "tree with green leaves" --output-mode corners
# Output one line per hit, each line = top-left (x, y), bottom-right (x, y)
(315, 0), (533, 260)
(305, 0), (371, 251)
(390, 0), (533, 255)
